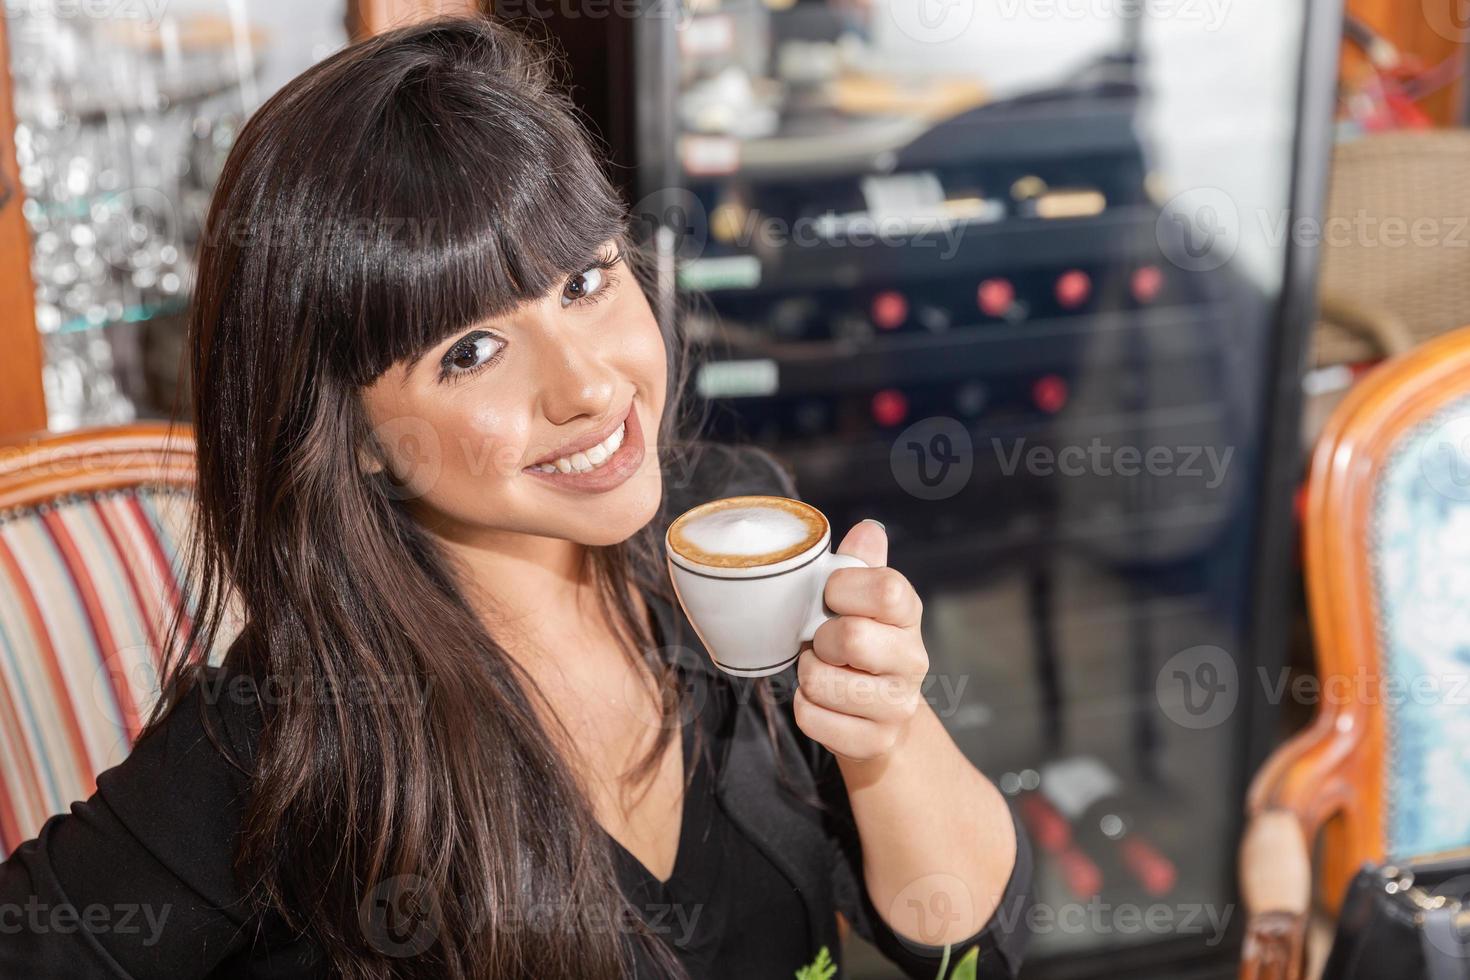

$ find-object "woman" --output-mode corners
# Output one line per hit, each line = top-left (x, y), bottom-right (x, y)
(0, 15), (1030, 980)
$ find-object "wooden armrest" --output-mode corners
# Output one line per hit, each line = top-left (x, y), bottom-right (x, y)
(1238, 810), (1312, 980)
(1242, 811), (1311, 916)
(1246, 715), (1357, 836)
(1240, 909), (1309, 980)
(1238, 712), (1355, 980)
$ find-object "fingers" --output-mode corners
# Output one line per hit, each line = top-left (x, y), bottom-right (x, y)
(792, 683), (904, 762)
(797, 649), (921, 726)
(822, 565), (923, 629)
(835, 519), (888, 568)
(810, 614), (926, 677)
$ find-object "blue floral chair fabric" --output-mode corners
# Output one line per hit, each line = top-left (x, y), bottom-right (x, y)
(1374, 402), (1470, 859)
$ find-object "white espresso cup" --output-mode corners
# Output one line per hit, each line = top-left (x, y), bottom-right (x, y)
(664, 495), (868, 677)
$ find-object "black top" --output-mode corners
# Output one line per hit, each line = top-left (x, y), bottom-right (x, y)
(610, 601), (814, 979)
(0, 444), (1034, 979)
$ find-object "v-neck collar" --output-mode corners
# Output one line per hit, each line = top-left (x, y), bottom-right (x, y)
(608, 593), (711, 892)
(631, 589), (832, 954)
(607, 699), (701, 892)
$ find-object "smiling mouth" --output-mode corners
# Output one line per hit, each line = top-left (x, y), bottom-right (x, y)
(524, 403), (634, 476)
(526, 420), (627, 475)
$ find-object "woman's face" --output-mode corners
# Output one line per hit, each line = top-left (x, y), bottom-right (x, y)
(359, 242), (667, 548)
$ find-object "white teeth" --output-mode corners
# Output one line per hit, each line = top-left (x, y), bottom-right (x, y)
(532, 421), (628, 476)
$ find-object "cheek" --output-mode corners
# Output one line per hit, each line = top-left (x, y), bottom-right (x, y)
(440, 403), (529, 485)
(399, 400), (536, 519)
(364, 390), (530, 505)
(622, 304), (668, 410)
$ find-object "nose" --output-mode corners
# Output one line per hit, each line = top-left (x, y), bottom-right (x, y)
(535, 322), (618, 427)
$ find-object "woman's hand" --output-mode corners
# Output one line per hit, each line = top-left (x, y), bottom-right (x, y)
(791, 520), (1024, 951)
(793, 519), (930, 763)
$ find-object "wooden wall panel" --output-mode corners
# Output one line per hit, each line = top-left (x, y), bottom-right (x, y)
(346, 0), (483, 41)
(0, 12), (46, 440)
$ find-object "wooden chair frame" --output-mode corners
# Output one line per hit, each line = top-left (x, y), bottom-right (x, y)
(0, 423), (195, 510)
(1239, 325), (1470, 980)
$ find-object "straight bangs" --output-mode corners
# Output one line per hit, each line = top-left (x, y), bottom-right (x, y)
(314, 30), (630, 387)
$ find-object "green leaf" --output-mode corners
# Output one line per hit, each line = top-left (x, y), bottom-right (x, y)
(794, 945), (837, 980)
(948, 945), (980, 980)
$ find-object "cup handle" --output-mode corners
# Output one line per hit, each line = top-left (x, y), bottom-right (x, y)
(798, 552), (869, 644)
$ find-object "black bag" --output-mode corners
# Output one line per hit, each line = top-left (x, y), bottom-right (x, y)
(1322, 856), (1470, 980)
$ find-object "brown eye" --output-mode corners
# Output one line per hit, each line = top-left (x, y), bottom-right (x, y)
(438, 331), (504, 380)
(561, 265), (607, 307)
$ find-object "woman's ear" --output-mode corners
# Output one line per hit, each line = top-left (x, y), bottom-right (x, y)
(357, 437), (385, 476)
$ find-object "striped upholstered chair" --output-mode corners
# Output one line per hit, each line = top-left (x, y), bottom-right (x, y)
(0, 423), (211, 855)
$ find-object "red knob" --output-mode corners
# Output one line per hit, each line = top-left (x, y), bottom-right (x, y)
(977, 278), (1015, 317)
(1055, 269), (1091, 309)
(1131, 265), (1163, 304)
(871, 388), (908, 428)
(1033, 374), (1069, 414)
(870, 290), (908, 330)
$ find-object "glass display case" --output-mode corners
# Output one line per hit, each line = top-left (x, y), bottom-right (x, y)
(5, 0), (350, 430)
(537, 0), (1340, 975)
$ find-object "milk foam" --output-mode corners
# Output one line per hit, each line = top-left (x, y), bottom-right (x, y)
(679, 506), (813, 557)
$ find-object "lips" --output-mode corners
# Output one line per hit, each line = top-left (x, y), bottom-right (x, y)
(527, 404), (633, 469)
(528, 421), (626, 475)
(521, 402), (646, 494)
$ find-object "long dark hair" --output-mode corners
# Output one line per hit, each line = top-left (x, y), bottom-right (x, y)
(153, 15), (711, 978)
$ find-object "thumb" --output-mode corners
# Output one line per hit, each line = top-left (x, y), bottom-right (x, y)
(835, 518), (888, 568)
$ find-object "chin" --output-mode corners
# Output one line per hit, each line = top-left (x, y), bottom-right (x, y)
(568, 479), (665, 546)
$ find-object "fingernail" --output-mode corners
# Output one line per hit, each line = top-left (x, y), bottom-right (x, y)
(863, 518), (886, 532)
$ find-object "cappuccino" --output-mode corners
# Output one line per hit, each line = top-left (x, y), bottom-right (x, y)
(668, 495), (827, 569)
